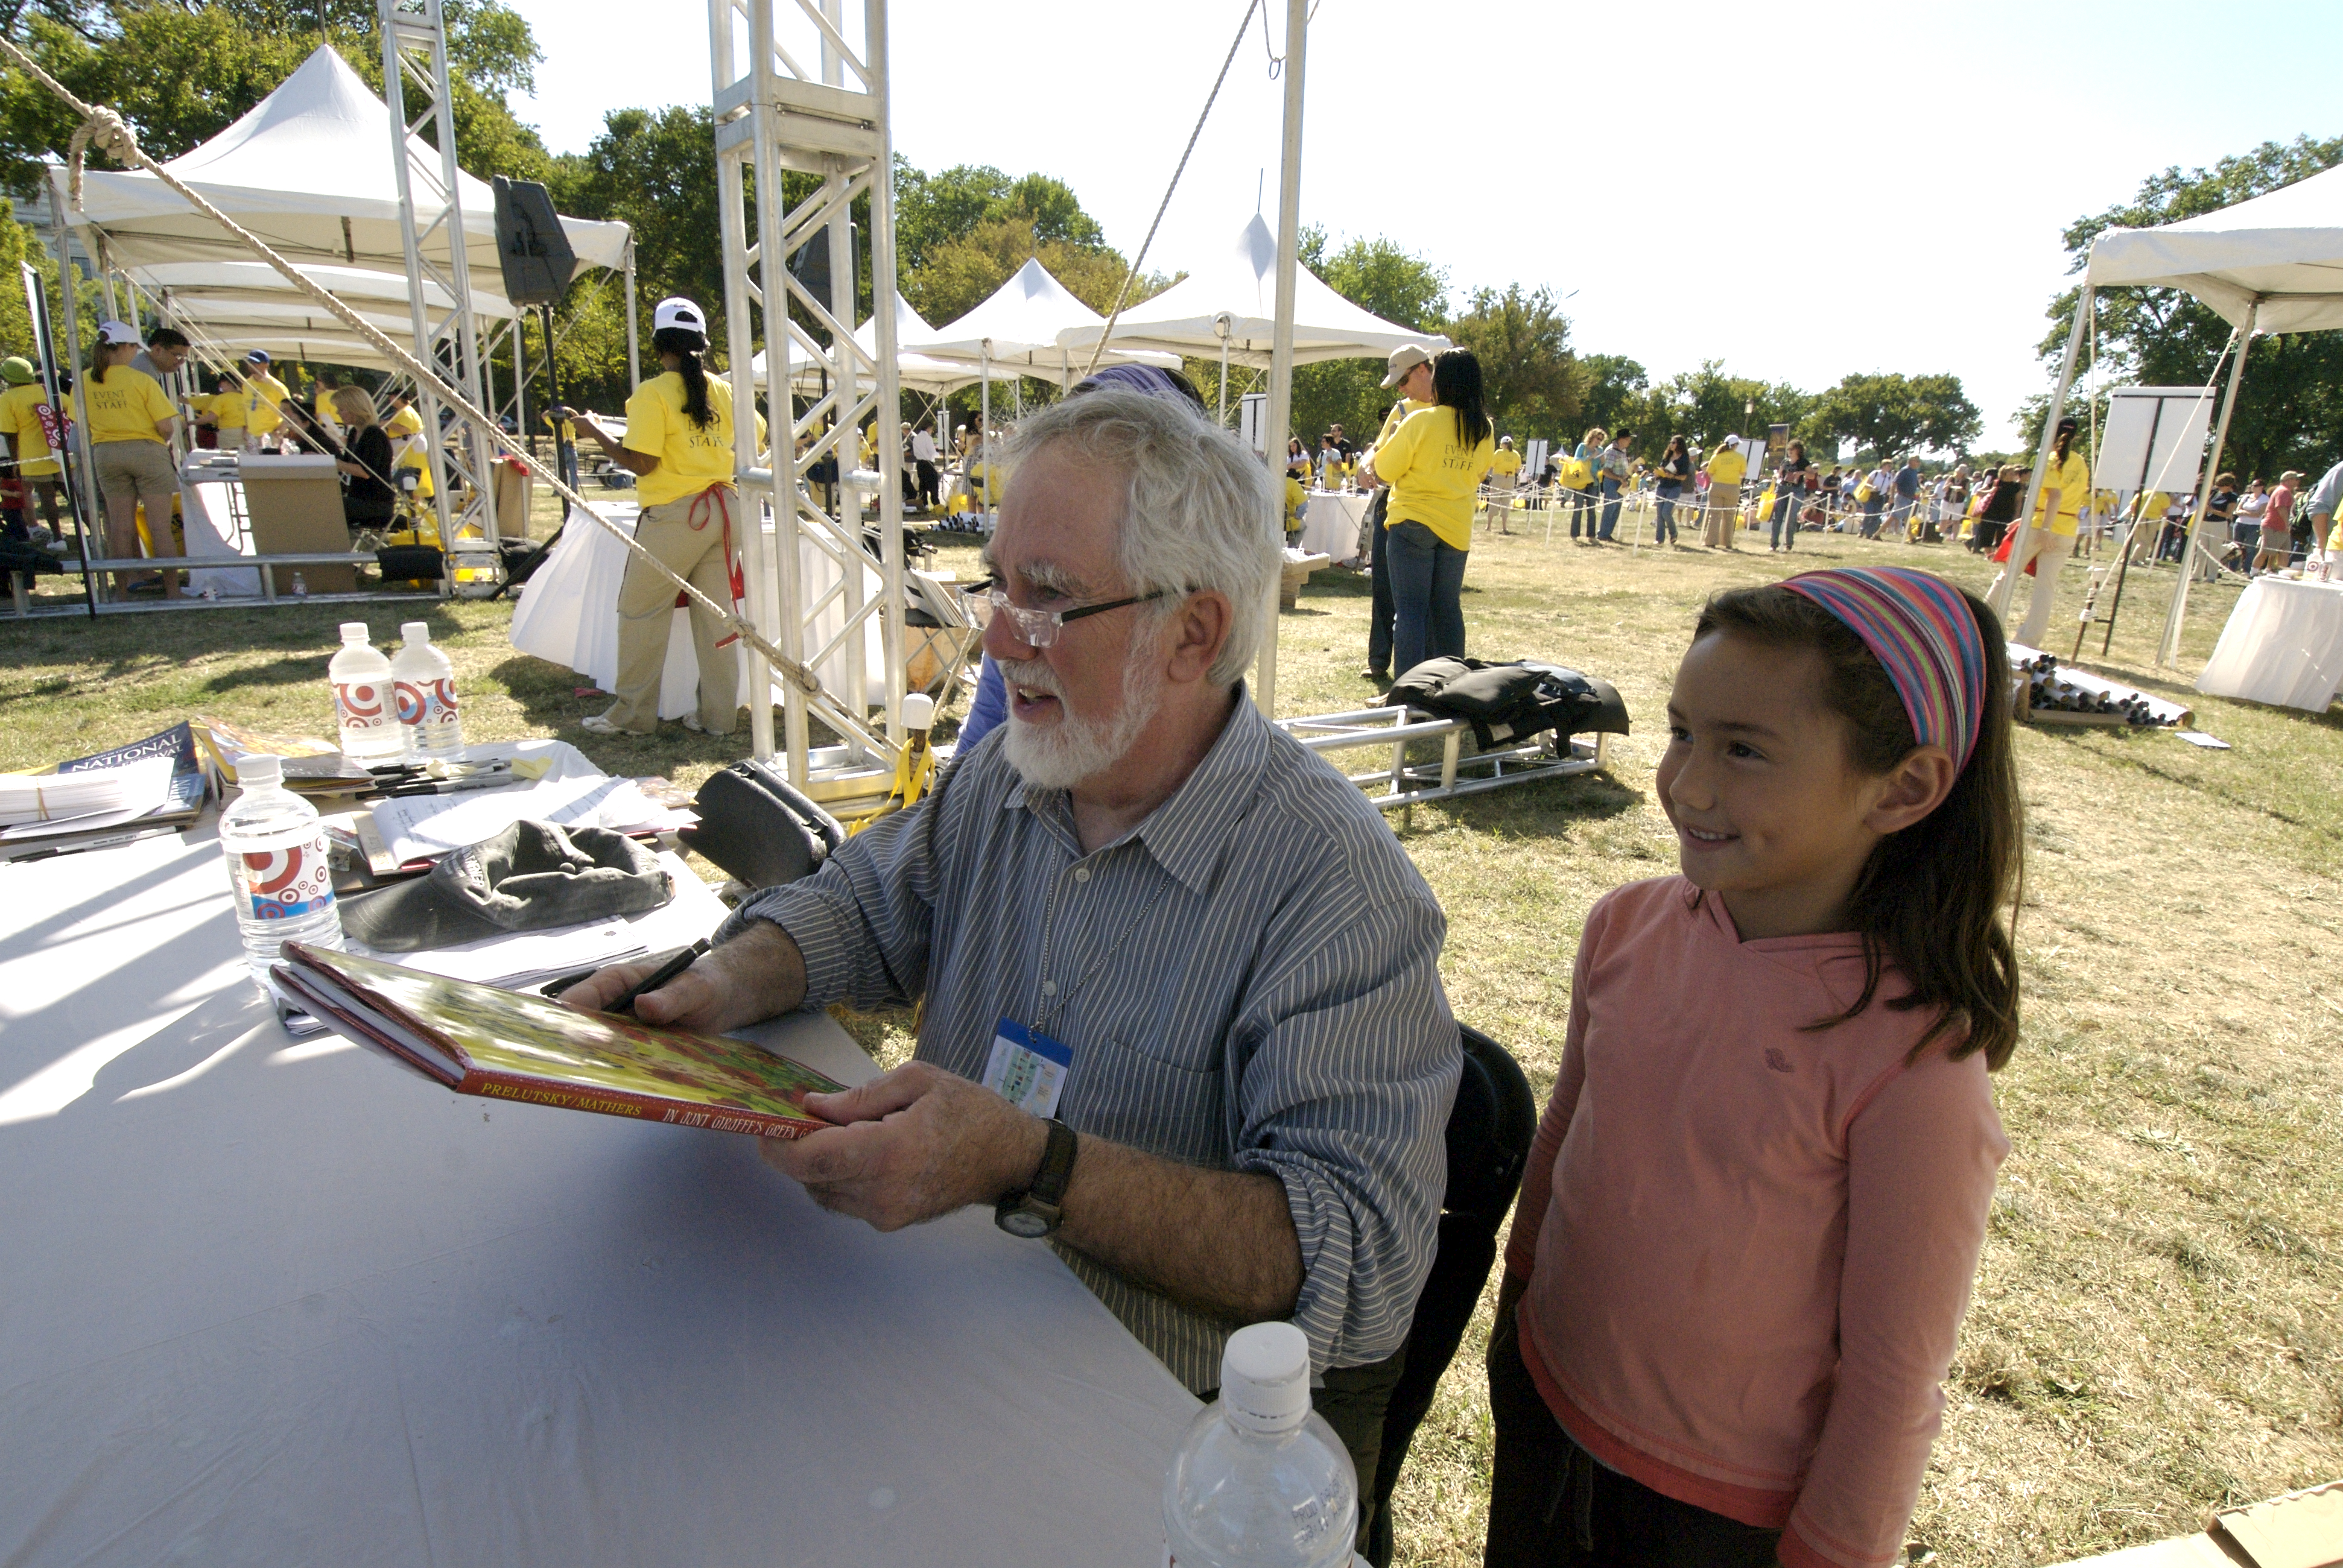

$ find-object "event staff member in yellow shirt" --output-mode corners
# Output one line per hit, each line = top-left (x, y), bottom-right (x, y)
(575, 296), (744, 738)
(1702, 435), (1749, 549)
(86, 320), (183, 598)
(379, 388), (436, 505)
(1371, 348), (1495, 677)
(0, 356), (66, 536)
(1483, 434), (1523, 533)
(235, 350), (289, 447)
(201, 381), (248, 449)
(1991, 414), (2092, 648)
(1358, 343), (1436, 679)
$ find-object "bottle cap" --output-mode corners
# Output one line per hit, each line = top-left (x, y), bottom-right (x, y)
(1218, 1321), (1311, 1436)
(240, 753), (283, 788)
(902, 692), (936, 732)
(338, 622), (370, 643)
(401, 621), (430, 644)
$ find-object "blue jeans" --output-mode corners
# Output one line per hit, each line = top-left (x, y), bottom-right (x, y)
(1598, 478), (1622, 540)
(1567, 486), (1596, 538)
(1386, 519), (1466, 677)
(1771, 490), (1799, 550)
(1654, 485), (1681, 543)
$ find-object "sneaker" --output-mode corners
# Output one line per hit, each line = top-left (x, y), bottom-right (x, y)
(681, 713), (706, 733)
(579, 712), (629, 737)
(1360, 666), (1387, 680)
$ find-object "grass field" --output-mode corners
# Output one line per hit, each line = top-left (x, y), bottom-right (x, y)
(3, 500), (2337, 1566)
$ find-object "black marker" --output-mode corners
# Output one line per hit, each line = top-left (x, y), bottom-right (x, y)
(606, 938), (711, 1017)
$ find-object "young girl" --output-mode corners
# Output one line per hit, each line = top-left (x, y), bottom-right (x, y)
(1488, 566), (2020, 1568)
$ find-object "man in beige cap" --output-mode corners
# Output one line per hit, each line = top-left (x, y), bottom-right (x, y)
(1358, 344), (1436, 678)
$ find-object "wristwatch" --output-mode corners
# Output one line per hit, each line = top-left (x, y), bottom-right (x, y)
(995, 1118), (1078, 1239)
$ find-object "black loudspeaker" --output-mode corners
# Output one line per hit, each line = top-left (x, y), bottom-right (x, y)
(491, 176), (579, 306)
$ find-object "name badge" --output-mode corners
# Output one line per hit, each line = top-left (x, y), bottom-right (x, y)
(982, 1017), (1072, 1119)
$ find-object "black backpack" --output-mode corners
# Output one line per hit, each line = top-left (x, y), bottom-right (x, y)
(1378, 657), (1631, 749)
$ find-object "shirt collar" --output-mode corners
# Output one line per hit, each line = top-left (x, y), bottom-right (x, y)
(1000, 684), (1271, 896)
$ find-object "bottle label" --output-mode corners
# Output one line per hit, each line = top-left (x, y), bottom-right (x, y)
(235, 835), (337, 920)
(395, 676), (460, 728)
(335, 678), (393, 733)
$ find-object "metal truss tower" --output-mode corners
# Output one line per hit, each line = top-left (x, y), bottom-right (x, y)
(709, 0), (906, 782)
(380, 0), (501, 554)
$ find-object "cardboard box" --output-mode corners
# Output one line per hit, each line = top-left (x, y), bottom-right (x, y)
(239, 454), (356, 595)
(2050, 1480), (2343, 1568)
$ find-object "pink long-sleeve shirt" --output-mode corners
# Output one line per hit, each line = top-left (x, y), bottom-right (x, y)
(1504, 877), (2006, 1568)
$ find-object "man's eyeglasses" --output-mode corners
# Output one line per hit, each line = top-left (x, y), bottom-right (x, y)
(963, 581), (1164, 648)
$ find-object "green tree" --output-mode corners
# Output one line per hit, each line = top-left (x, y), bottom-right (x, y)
(2036, 133), (2343, 481)
(895, 162), (1104, 274)
(547, 105), (725, 359)
(1802, 370), (1978, 460)
(1444, 283), (1582, 445)
(0, 1), (550, 192)
(1577, 353), (1647, 443)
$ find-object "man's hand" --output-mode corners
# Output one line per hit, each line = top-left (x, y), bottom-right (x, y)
(758, 1061), (1047, 1231)
(558, 921), (807, 1033)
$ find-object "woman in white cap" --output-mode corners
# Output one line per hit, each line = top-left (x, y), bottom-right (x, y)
(1701, 434), (1747, 550)
(84, 320), (183, 598)
(575, 296), (747, 737)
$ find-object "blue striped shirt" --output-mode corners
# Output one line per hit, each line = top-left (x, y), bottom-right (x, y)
(720, 689), (1459, 1392)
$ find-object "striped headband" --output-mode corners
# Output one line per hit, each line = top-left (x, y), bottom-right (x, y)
(1781, 567), (1987, 771)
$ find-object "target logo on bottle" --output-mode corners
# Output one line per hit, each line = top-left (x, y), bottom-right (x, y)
(236, 836), (335, 920)
(396, 677), (461, 726)
(335, 679), (391, 731)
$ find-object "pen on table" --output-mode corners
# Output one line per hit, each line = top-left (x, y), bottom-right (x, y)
(11, 826), (182, 863)
(382, 772), (515, 798)
(605, 938), (711, 1016)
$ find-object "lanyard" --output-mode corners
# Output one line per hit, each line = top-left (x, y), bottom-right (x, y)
(682, 481), (747, 646)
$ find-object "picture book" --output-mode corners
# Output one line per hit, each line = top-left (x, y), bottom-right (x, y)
(273, 941), (845, 1139)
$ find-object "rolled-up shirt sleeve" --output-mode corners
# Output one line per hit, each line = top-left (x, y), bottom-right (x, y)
(1228, 890), (1458, 1373)
(713, 767), (956, 1012)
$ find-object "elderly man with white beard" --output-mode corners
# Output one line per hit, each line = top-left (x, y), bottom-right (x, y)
(563, 384), (1459, 1525)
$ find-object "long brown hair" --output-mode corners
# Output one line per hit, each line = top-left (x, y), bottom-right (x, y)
(1693, 582), (2024, 1069)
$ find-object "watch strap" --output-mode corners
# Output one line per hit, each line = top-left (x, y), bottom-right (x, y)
(1027, 1117), (1078, 1207)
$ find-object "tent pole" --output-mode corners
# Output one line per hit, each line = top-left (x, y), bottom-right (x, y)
(624, 239), (640, 391)
(2158, 299), (2256, 667)
(1254, 0), (1306, 716)
(43, 197), (100, 617)
(1990, 284), (2090, 623)
(979, 339), (989, 517)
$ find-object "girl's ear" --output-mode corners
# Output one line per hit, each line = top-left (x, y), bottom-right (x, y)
(1865, 745), (1959, 835)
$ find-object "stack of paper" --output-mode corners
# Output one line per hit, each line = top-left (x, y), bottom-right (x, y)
(0, 756), (175, 829)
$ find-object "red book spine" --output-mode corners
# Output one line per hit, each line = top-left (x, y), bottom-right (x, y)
(455, 1069), (825, 1139)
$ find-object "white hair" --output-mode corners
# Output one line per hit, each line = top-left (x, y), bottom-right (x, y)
(1002, 387), (1281, 686)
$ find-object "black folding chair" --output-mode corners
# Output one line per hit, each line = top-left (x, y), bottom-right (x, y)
(1366, 1022), (1538, 1568)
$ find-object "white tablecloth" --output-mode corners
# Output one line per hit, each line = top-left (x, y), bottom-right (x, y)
(0, 820), (1197, 1564)
(179, 460), (267, 599)
(2195, 575), (2343, 711)
(510, 501), (889, 721)
(1302, 489), (1369, 564)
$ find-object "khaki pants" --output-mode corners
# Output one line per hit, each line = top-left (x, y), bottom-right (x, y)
(1703, 482), (1740, 548)
(93, 438), (182, 592)
(1990, 525), (2075, 649)
(1483, 479), (1516, 530)
(607, 490), (742, 735)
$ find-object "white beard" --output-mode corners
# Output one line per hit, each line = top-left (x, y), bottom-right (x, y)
(998, 648), (1165, 791)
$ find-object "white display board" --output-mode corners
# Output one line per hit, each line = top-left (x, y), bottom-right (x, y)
(2099, 386), (2216, 500)
(1523, 438), (1550, 481)
(1238, 392), (1268, 454)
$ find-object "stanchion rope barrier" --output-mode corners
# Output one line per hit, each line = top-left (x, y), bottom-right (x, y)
(17, 34), (890, 756)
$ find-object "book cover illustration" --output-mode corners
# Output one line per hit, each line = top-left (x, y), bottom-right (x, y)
(279, 942), (845, 1137)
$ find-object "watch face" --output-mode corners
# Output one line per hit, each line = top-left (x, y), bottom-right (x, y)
(1000, 1207), (1050, 1239)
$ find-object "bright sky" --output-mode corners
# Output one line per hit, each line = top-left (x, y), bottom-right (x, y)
(510, 0), (2343, 446)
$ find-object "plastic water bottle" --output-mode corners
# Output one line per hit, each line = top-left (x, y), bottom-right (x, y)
(390, 620), (466, 760)
(1164, 1323), (1364, 1568)
(291, 571), (307, 599)
(219, 754), (343, 998)
(329, 622), (407, 765)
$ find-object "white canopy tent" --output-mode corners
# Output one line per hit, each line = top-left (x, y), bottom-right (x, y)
(123, 260), (519, 372)
(1058, 214), (1450, 378)
(59, 46), (629, 315)
(910, 258), (1179, 387)
(2008, 160), (2343, 661)
(758, 292), (1015, 397)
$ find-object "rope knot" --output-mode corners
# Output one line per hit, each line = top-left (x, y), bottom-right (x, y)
(66, 106), (138, 207)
